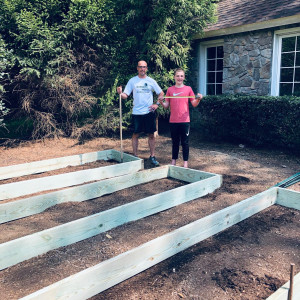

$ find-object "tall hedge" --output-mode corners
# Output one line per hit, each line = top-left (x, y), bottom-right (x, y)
(192, 95), (300, 152)
(0, 0), (217, 142)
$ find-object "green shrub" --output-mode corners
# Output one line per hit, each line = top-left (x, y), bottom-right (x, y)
(0, 0), (217, 143)
(192, 95), (300, 152)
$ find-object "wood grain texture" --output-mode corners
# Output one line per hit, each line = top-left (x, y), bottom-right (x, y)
(0, 150), (139, 180)
(0, 151), (142, 201)
(21, 188), (277, 300)
(266, 272), (300, 300)
(0, 165), (167, 224)
(0, 170), (221, 270)
(276, 188), (300, 210)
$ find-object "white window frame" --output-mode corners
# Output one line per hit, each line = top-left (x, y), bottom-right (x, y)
(271, 27), (300, 96)
(198, 39), (224, 96)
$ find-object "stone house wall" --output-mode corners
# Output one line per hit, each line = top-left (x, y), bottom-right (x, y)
(189, 29), (274, 127)
(223, 30), (273, 95)
(189, 28), (274, 96)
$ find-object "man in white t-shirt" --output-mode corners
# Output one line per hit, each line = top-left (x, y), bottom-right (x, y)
(117, 60), (164, 166)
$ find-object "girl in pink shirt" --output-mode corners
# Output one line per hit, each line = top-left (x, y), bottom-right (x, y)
(158, 68), (202, 168)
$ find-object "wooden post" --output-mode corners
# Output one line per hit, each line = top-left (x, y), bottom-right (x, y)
(288, 263), (295, 300)
(119, 93), (123, 162)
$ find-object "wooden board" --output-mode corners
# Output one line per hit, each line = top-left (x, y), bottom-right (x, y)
(0, 166), (167, 223)
(0, 149), (136, 180)
(276, 188), (300, 210)
(266, 272), (300, 300)
(0, 167), (222, 270)
(0, 150), (142, 201)
(20, 188), (278, 300)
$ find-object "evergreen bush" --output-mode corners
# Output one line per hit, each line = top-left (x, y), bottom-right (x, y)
(0, 0), (217, 142)
(193, 95), (300, 152)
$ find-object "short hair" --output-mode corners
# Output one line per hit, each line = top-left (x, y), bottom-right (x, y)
(174, 68), (185, 75)
(137, 60), (147, 66)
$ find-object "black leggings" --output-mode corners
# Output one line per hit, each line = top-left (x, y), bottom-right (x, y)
(170, 122), (190, 161)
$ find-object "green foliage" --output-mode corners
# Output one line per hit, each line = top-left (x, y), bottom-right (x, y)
(107, 0), (217, 120)
(0, 35), (12, 128)
(0, 0), (217, 142)
(109, 0), (217, 76)
(194, 95), (300, 152)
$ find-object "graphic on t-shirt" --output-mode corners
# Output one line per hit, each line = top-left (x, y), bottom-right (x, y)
(136, 82), (151, 93)
(173, 92), (183, 96)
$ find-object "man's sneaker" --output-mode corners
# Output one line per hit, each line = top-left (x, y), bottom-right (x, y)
(149, 156), (159, 167)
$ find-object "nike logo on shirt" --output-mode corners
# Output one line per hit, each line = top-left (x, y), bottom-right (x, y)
(173, 92), (183, 96)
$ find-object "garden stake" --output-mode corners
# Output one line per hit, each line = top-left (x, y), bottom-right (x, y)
(288, 263), (295, 300)
(119, 93), (123, 163)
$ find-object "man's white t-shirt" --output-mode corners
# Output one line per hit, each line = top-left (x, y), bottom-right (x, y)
(124, 76), (162, 115)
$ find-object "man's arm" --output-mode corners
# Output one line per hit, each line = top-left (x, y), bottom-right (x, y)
(117, 86), (129, 99)
(158, 91), (169, 109)
(149, 91), (165, 111)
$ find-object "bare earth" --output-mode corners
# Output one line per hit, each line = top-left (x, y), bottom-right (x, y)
(0, 129), (299, 300)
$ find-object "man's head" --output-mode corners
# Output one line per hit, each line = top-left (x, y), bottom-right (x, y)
(137, 61), (148, 78)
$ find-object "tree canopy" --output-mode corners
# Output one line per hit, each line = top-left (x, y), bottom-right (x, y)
(0, 0), (217, 141)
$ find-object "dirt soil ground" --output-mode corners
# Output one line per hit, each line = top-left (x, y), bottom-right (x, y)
(0, 127), (299, 300)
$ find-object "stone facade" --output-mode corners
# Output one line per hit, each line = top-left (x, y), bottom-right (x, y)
(222, 30), (273, 95)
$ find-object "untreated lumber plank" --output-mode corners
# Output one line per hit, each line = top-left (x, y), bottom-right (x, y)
(0, 151), (142, 201)
(0, 166), (168, 224)
(168, 165), (217, 182)
(266, 272), (300, 300)
(20, 187), (277, 300)
(0, 168), (221, 270)
(0, 149), (132, 180)
(276, 188), (300, 210)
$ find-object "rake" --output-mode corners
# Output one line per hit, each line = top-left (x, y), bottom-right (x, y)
(274, 172), (300, 188)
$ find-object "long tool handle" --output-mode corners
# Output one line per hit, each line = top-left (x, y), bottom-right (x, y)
(288, 263), (295, 300)
(119, 93), (123, 162)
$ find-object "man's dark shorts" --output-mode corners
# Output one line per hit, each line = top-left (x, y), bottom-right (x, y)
(132, 112), (156, 134)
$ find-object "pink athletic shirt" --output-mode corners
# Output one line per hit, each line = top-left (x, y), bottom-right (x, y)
(166, 85), (195, 123)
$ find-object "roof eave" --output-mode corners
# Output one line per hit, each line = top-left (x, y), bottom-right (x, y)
(193, 14), (300, 40)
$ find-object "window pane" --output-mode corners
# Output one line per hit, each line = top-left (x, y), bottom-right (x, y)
(216, 84), (222, 95)
(294, 83), (300, 96)
(296, 52), (300, 67)
(279, 83), (293, 96)
(216, 71), (223, 83)
(217, 46), (224, 58)
(207, 47), (216, 59)
(277, 35), (300, 96)
(281, 52), (295, 67)
(207, 59), (216, 71)
(216, 59), (223, 71)
(282, 36), (296, 52)
(295, 68), (300, 82)
(207, 84), (215, 95)
(207, 72), (215, 83)
(206, 45), (223, 95)
(280, 68), (294, 82)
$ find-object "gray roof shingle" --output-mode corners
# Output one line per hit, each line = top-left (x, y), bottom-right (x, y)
(206, 0), (300, 32)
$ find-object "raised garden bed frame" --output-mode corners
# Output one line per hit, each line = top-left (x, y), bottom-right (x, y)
(0, 150), (142, 200)
(20, 187), (300, 300)
(0, 165), (222, 270)
(0, 151), (298, 300)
